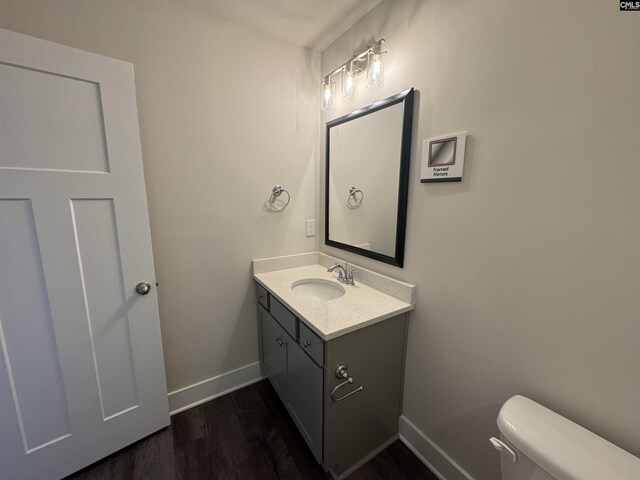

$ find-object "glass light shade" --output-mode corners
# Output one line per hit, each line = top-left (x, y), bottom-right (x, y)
(366, 50), (385, 89)
(321, 77), (335, 111)
(341, 61), (357, 102)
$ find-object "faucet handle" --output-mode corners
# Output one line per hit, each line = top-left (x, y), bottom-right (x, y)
(346, 269), (358, 285)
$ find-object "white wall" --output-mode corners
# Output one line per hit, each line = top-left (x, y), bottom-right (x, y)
(321, 1), (640, 478)
(0, 0), (320, 392)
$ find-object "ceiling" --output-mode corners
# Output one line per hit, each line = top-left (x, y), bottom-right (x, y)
(173, 0), (383, 51)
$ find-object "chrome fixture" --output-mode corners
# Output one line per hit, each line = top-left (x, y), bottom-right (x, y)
(135, 282), (151, 295)
(321, 75), (335, 111)
(320, 39), (386, 110)
(268, 185), (290, 211)
(331, 364), (364, 402)
(346, 185), (364, 208)
(327, 263), (358, 286)
(327, 263), (347, 279)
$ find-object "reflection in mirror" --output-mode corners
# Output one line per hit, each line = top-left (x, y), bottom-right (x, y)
(325, 88), (414, 267)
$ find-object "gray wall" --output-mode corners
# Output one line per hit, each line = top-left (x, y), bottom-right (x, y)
(321, 1), (640, 478)
(0, 0), (320, 392)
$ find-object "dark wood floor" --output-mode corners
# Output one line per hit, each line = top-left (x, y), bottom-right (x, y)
(65, 380), (438, 480)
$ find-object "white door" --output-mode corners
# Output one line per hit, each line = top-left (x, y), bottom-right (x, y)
(0, 28), (169, 480)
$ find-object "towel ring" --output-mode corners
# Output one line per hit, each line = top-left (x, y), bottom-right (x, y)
(269, 185), (290, 211)
(347, 186), (363, 208)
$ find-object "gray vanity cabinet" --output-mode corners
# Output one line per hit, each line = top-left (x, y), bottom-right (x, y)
(256, 283), (408, 479)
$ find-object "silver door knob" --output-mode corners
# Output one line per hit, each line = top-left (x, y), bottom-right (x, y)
(135, 282), (151, 295)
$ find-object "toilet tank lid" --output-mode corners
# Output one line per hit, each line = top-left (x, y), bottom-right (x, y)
(497, 396), (640, 480)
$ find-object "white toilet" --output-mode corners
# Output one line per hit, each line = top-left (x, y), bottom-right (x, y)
(490, 395), (640, 480)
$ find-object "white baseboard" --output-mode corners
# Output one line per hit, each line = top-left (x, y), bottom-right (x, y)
(399, 415), (476, 480)
(167, 369), (476, 480)
(167, 362), (265, 415)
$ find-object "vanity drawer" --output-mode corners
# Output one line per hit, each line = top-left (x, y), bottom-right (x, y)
(256, 283), (269, 310)
(270, 296), (297, 339)
(299, 321), (324, 366)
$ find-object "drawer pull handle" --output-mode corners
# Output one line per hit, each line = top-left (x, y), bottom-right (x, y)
(331, 364), (364, 403)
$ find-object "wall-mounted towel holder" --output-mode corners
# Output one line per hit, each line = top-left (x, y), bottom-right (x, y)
(331, 364), (364, 402)
(268, 185), (290, 211)
(347, 185), (363, 208)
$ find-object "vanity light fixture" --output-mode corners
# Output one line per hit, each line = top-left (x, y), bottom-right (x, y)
(321, 39), (386, 109)
(321, 75), (335, 111)
(366, 41), (385, 89)
(341, 59), (358, 101)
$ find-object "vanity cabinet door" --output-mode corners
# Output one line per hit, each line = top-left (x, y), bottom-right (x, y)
(287, 342), (323, 463)
(260, 308), (288, 398)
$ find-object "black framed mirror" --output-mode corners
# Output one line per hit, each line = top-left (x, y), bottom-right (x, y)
(325, 88), (414, 267)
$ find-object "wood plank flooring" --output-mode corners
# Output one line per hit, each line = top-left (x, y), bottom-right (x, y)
(65, 380), (438, 480)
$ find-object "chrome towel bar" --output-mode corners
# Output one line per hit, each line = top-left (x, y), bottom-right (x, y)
(331, 364), (364, 402)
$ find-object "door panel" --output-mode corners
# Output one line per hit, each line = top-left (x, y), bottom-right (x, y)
(0, 199), (72, 451)
(0, 27), (169, 480)
(70, 199), (138, 419)
(0, 63), (109, 173)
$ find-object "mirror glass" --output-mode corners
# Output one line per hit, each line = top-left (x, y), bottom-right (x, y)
(325, 89), (414, 267)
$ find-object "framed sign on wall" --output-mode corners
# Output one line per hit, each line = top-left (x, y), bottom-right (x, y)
(420, 131), (467, 183)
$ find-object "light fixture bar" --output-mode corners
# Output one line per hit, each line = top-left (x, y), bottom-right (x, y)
(319, 38), (386, 110)
(325, 38), (385, 79)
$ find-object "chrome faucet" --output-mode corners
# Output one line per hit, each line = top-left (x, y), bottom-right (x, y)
(327, 263), (358, 286)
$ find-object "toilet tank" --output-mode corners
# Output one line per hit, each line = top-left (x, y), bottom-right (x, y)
(492, 395), (640, 480)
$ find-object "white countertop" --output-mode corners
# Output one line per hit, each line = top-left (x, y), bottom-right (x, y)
(253, 262), (415, 340)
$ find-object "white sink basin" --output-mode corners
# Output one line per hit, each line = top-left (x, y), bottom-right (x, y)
(291, 278), (345, 300)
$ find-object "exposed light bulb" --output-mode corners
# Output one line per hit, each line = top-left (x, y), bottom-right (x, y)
(321, 76), (335, 111)
(345, 73), (355, 93)
(370, 55), (382, 80)
(366, 43), (385, 89)
(341, 61), (357, 102)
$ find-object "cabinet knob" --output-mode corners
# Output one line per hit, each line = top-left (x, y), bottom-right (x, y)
(303, 341), (311, 348)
